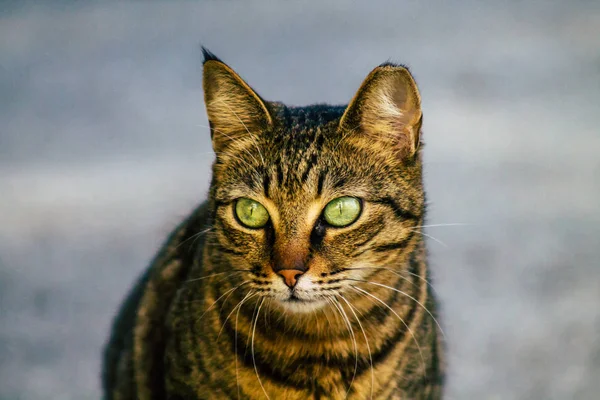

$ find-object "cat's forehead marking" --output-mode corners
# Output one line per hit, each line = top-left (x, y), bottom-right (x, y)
(262, 198), (325, 237)
(257, 105), (346, 200)
(253, 184), (324, 231)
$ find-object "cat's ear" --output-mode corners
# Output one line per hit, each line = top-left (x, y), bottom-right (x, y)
(202, 48), (272, 152)
(339, 63), (422, 157)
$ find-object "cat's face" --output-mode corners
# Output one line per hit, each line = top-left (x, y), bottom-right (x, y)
(203, 51), (424, 313)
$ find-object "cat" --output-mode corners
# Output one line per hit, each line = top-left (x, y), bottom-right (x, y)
(103, 48), (445, 400)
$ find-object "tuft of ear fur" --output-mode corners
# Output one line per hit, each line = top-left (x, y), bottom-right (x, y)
(339, 63), (423, 157)
(201, 46), (224, 64)
(202, 49), (272, 152)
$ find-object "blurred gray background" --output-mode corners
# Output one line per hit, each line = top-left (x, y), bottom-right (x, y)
(1, 0), (599, 399)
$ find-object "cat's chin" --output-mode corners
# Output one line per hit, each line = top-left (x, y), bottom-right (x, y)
(278, 297), (328, 313)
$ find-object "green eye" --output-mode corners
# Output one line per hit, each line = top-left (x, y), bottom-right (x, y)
(323, 196), (362, 227)
(235, 198), (270, 228)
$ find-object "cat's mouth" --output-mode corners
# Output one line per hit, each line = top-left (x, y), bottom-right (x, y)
(272, 276), (335, 311)
(286, 292), (306, 303)
(287, 292), (304, 303)
(284, 290), (311, 303)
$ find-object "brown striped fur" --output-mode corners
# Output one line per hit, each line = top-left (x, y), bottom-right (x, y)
(103, 49), (445, 399)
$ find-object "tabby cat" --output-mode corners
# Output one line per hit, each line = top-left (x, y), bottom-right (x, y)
(103, 48), (444, 399)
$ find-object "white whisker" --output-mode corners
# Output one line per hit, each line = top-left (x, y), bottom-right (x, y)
(235, 291), (256, 399)
(245, 297), (261, 353)
(183, 270), (248, 285)
(408, 229), (448, 248)
(351, 286), (426, 377)
(413, 223), (472, 228)
(329, 297), (358, 398)
(175, 227), (214, 251)
(338, 294), (374, 399)
(195, 281), (250, 323)
(252, 298), (270, 399)
(347, 279), (445, 339)
(348, 266), (438, 296)
(217, 291), (255, 340)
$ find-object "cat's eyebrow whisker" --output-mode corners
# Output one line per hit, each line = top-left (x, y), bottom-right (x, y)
(329, 298), (359, 398)
(337, 294), (374, 400)
(252, 297), (270, 399)
(407, 229), (449, 248)
(346, 278), (445, 339)
(351, 286), (426, 378)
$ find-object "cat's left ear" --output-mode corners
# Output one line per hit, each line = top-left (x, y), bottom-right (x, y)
(202, 48), (272, 152)
(339, 63), (422, 158)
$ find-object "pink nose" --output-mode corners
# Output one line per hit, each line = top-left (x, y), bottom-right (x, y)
(277, 269), (305, 288)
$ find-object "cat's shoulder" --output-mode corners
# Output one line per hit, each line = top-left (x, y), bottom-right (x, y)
(102, 201), (209, 398)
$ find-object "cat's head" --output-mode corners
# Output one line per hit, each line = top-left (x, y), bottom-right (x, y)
(202, 49), (425, 313)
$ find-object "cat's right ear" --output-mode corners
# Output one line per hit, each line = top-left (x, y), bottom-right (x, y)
(202, 48), (272, 152)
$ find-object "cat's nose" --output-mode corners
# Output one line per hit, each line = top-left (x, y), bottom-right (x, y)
(277, 269), (305, 288)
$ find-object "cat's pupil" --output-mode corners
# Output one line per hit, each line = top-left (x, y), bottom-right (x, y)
(310, 219), (326, 247)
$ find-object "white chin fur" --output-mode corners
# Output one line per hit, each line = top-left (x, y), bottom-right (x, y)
(278, 298), (328, 313)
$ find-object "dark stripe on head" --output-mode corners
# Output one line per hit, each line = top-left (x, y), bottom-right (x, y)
(332, 177), (346, 189)
(276, 163), (284, 186)
(317, 171), (326, 196)
(212, 231), (247, 256)
(263, 173), (271, 197)
(351, 218), (385, 249)
(374, 197), (420, 221)
(371, 234), (415, 253)
(352, 229), (415, 258)
(300, 153), (318, 184)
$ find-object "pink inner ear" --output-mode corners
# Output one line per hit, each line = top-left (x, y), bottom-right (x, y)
(391, 85), (409, 111)
(339, 65), (423, 156)
(376, 73), (422, 153)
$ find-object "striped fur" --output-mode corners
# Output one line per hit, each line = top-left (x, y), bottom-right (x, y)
(103, 51), (445, 399)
